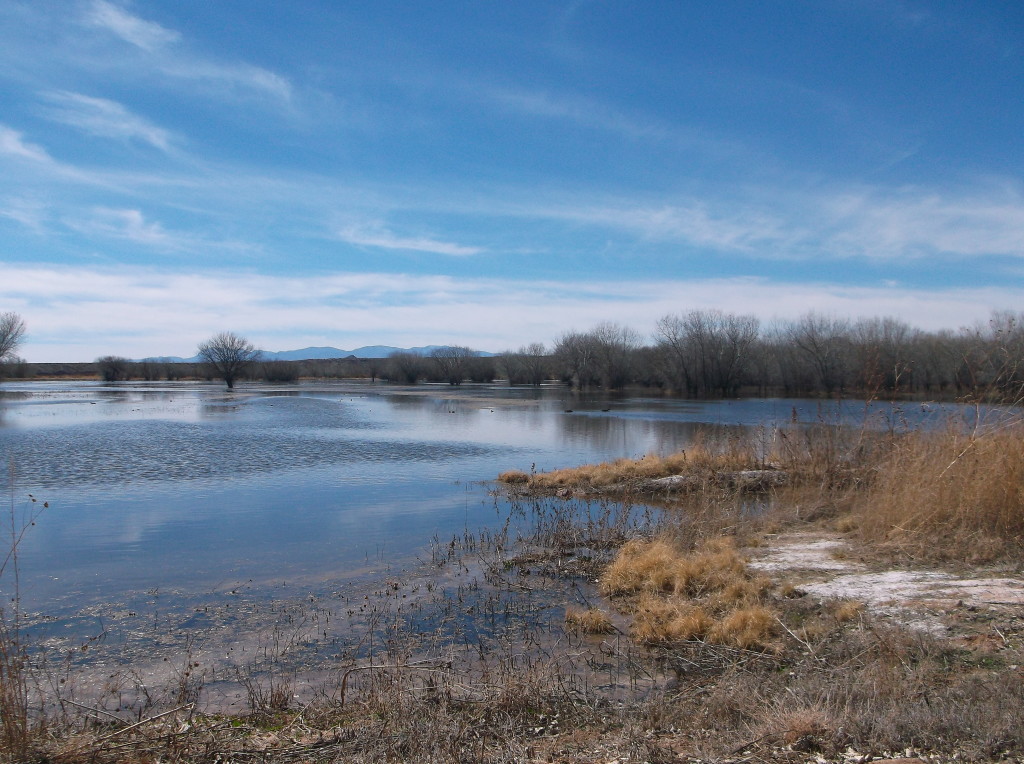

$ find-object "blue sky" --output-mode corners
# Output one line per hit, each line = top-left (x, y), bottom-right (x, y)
(1, 1), (1023, 361)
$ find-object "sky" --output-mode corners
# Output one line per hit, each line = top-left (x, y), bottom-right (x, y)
(1, 1), (1023, 361)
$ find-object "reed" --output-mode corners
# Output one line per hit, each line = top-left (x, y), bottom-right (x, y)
(852, 420), (1024, 560)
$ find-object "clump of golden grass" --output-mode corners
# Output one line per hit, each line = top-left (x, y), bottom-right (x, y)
(564, 607), (615, 634)
(601, 537), (750, 598)
(497, 469), (530, 484)
(498, 443), (763, 491)
(600, 536), (778, 650)
(830, 600), (864, 623)
(707, 605), (778, 649)
(853, 423), (1024, 561)
(630, 595), (714, 643)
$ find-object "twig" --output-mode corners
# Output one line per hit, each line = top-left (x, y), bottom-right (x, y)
(775, 615), (815, 654)
(60, 698), (126, 724)
(93, 703), (194, 743)
(338, 660), (452, 707)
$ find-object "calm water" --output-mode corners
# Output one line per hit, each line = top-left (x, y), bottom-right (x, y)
(0, 381), (978, 612)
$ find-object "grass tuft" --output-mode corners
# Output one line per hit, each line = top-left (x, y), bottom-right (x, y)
(601, 536), (780, 650)
(564, 607), (615, 634)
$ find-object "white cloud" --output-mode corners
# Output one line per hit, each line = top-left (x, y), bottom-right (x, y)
(823, 188), (1024, 258)
(64, 207), (172, 247)
(2, 264), (1017, 361)
(550, 200), (792, 251)
(40, 91), (175, 151)
(519, 181), (1024, 259)
(85, 0), (180, 51)
(0, 125), (54, 163)
(81, 2), (292, 103)
(338, 225), (483, 256)
(0, 197), (47, 231)
(161, 60), (293, 103)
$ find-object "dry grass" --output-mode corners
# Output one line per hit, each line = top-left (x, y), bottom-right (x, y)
(497, 469), (530, 484)
(509, 412), (1024, 565)
(498, 443), (763, 491)
(601, 536), (750, 598)
(852, 422), (1024, 561)
(564, 606), (615, 634)
(600, 536), (779, 650)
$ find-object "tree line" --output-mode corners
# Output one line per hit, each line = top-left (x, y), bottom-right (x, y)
(537, 310), (1024, 399)
(3, 310), (1023, 400)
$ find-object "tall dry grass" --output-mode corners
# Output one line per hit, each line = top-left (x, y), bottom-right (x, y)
(505, 408), (1024, 564)
(852, 421), (1024, 561)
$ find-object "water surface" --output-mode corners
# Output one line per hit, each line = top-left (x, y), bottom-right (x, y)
(0, 380), (979, 612)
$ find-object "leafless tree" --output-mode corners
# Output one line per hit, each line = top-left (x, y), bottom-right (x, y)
(590, 322), (642, 389)
(198, 331), (260, 389)
(0, 312), (26, 361)
(655, 311), (759, 396)
(553, 331), (598, 389)
(430, 346), (475, 385)
(386, 351), (424, 384)
(785, 312), (852, 395)
(500, 343), (548, 386)
(96, 355), (131, 382)
(851, 316), (916, 393)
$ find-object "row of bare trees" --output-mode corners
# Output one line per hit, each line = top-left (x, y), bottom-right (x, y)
(471, 310), (1023, 400)
(8, 308), (1023, 400)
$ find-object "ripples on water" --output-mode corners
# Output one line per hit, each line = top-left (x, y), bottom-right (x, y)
(0, 381), (1002, 611)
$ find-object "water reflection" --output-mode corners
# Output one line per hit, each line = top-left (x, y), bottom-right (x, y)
(0, 381), (1014, 614)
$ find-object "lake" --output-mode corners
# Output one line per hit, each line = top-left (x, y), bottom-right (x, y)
(0, 380), (975, 616)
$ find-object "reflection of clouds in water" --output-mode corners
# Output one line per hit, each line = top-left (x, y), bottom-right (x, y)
(10, 383), (1008, 614)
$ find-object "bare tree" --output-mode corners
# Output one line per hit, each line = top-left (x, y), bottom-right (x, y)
(785, 312), (852, 395)
(430, 346), (475, 385)
(553, 330), (598, 389)
(590, 322), (641, 389)
(655, 311), (759, 396)
(654, 314), (694, 395)
(198, 331), (260, 389)
(500, 343), (548, 386)
(386, 351), (424, 384)
(0, 312), (26, 361)
(851, 316), (915, 393)
(96, 355), (131, 382)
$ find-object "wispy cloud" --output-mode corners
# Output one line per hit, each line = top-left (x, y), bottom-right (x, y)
(80, 1), (292, 103)
(485, 86), (670, 142)
(64, 207), (173, 247)
(0, 125), (54, 163)
(511, 180), (1024, 260)
(338, 225), (483, 256)
(40, 91), (175, 151)
(162, 61), (293, 103)
(544, 199), (791, 251)
(85, 0), (179, 51)
(0, 197), (47, 232)
(823, 187), (1024, 258)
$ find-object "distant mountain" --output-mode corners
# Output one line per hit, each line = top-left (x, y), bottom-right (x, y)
(139, 345), (494, 363)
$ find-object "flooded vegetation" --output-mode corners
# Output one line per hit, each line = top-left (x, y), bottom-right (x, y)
(1, 381), (1023, 761)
